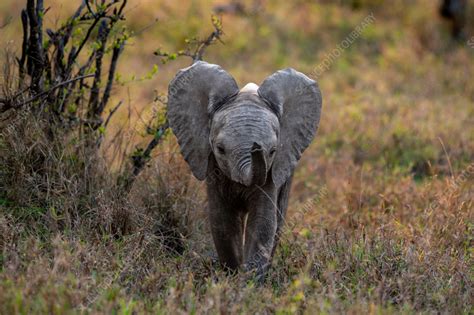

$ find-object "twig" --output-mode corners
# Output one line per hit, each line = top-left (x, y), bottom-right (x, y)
(85, 0), (97, 18)
(117, 0), (127, 17)
(193, 15), (223, 61)
(122, 120), (169, 190)
(36, 0), (44, 54)
(88, 20), (110, 118)
(68, 16), (102, 69)
(141, 122), (169, 168)
(26, 0), (45, 94)
(104, 100), (123, 128)
(67, 2), (119, 70)
(0, 74), (94, 112)
(68, 1), (125, 69)
(63, 3), (86, 46)
(153, 15), (224, 63)
(98, 40), (125, 115)
(49, 2), (85, 81)
(1, 86), (31, 103)
(66, 51), (96, 110)
(17, 10), (29, 87)
(133, 18), (159, 37)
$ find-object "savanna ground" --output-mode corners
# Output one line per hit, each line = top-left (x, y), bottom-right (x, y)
(0, 0), (473, 313)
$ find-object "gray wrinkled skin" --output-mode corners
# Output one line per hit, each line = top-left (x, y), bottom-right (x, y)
(167, 61), (322, 282)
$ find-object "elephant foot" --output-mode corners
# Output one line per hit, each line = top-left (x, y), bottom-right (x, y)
(242, 260), (271, 285)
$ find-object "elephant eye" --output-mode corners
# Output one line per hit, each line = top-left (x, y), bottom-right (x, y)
(269, 147), (276, 156)
(217, 145), (226, 155)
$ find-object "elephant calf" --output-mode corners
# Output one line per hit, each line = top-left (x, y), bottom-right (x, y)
(167, 61), (322, 281)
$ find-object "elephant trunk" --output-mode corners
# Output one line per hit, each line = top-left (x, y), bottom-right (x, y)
(236, 142), (267, 187)
(250, 142), (267, 186)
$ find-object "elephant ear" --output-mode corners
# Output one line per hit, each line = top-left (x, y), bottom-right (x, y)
(258, 68), (322, 187)
(167, 61), (239, 180)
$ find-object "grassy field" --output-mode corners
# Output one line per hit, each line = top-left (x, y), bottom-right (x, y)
(0, 0), (473, 313)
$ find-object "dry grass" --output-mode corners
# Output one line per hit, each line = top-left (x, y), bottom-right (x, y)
(0, 0), (473, 314)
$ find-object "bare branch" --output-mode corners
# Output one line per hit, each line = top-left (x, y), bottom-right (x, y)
(117, 0), (127, 17)
(85, 0), (97, 18)
(68, 0), (126, 69)
(17, 10), (29, 87)
(36, 0), (44, 53)
(193, 15), (224, 61)
(88, 20), (110, 119)
(67, 16), (101, 69)
(26, 0), (45, 94)
(99, 40), (125, 115)
(154, 15), (224, 63)
(0, 74), (94, 112)
(66, 51), (96, 111)
(61, 3), (86, 47)
(104, 100), (123, 128)
(120, 120), (169, 190)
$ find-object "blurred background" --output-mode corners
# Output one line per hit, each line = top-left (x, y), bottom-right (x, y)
(2, 0), (472, 190)
(0, 1), (473, 313)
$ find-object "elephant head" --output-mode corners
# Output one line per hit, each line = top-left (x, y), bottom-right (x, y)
(167, 61), (322, 187)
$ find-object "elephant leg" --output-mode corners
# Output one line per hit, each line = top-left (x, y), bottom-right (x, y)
(272, 176), (293, 257)
(243, 187), (278, 282)
(208, 191), (244, 271)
